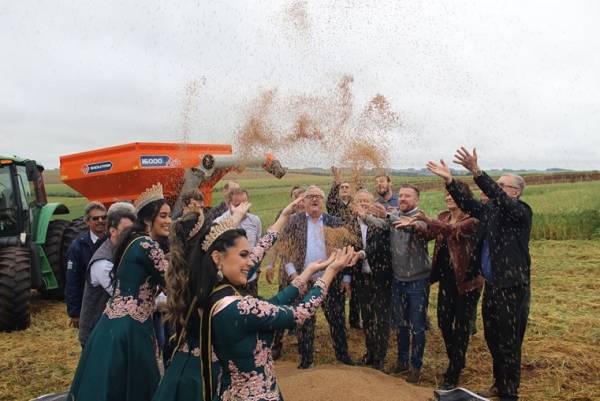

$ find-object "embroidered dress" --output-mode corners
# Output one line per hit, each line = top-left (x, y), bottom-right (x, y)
(210, 277), (327, 401)
(68, 236), (166, 401)
(153, 230), (279, 401)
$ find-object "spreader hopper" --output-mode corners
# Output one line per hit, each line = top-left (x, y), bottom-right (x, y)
(59, 142), (285, 208)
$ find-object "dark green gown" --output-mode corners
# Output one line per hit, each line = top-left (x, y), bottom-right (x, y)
(152, 231), (278, 401)
(68, 236), (167, 401)
(210, 277), (328, 401)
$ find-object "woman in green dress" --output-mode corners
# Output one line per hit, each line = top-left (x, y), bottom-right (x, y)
(152, 198), (300, 401)
(68, 184), (171, 401)
(196, 221), (356, 401)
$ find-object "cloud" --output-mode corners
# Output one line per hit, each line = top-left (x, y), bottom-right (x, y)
(1, 0), (598, 170)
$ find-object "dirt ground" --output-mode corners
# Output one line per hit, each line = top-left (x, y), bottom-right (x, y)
(276, 361), (432, 401)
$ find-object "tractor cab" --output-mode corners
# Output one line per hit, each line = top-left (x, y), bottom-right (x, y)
(0, 157), (48, 242)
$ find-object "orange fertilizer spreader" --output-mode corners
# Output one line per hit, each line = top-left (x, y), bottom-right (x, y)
(59, 142), (285, 209)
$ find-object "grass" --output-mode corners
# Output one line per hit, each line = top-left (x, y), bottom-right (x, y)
(45, 178), (600, 240)
(0, 240), (598, 401)
(3, 174), (593, 400)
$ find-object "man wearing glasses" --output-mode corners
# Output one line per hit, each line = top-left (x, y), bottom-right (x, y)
(65, 201), (107, 329)
(281, 185), (355, 369)
(427, 147), (532, 401)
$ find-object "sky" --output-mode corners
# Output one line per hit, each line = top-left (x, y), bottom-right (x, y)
(1, 0), (599, 170)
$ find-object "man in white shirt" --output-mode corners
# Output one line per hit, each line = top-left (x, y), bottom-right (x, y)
(78, 202), (135, 347)
(214, 188), (262, 296)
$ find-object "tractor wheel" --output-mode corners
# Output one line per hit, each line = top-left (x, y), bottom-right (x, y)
(39, 219), (70, 299)
(61, 217), (87, 264)
(0, 246), (32, 331)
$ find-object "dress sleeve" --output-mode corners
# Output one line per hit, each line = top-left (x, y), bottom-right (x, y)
(246, 230), (278, 280)
(267, 276), (308, 306)
(138, 237), (168, 286)
(229, 279), (328, 331)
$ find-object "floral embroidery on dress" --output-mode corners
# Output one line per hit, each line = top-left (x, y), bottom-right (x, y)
(139, 237), (169, 272)
(104, 278), (157, 323)
(237, 296), (282, 318)
(179, 341), (201, 357)
(249, 230), (278, 265)
(221, 340), (279, 401)
(293, 278), (328, 326)
(290, 276), (308, 295)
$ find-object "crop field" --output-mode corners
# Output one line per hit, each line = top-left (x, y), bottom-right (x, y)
(0, 174), (598, 401)
(44, 174), (600, 240)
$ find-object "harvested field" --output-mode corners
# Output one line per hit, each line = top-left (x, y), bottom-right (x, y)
(1, 241), (599, 401)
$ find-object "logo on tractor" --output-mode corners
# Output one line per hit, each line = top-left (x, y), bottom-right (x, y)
(140, 155), (179, 168)
(82, 161), (113, 174)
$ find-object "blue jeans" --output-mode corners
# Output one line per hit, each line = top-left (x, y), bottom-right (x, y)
(391, 278), (430, 370)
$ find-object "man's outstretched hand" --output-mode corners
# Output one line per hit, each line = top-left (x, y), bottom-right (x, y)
(426, 159), (453, 184)
(453, 147), (480, 174)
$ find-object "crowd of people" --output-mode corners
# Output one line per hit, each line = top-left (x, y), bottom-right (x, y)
(63, 147), (532, 401)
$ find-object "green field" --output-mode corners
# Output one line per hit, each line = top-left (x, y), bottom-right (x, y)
(0, 175), (598, 401)
(45, 178), (600, 240)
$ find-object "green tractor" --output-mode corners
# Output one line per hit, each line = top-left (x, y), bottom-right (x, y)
(0, 156), (85, 331)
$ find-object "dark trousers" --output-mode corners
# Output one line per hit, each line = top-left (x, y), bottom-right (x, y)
(355, 272), (390, 365)
(482, 283), (530, 400)
(348, 279), (361, 327)
(298, 279), (349, 365)
(437, 283), (481, 383)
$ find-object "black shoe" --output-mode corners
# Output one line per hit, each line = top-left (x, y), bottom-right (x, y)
(297, 361), (314, 369)
(406, 368), (421, 383)
(359, 354), (373, 366)
(337, 355), (355, 366)
(478, 384), (499, 398)
(439, 381), (457, 390)
(393, 361), (410, 374)
(372, 361), (385, 372)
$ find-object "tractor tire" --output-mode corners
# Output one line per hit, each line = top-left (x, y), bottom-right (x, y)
(61, 217), (87, 264)
(0, 246), (32, 331)
(39, 219), (70, 299)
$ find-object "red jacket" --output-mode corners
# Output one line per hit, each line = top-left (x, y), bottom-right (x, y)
(424, 211), (484, 294)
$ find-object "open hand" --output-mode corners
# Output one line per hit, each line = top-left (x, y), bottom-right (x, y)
(281, 197), (303, 217)
(331, 166), (341, 184)
(453, 147), (480, 174)
(231, 201), (251, 219)
(368, 203), (387, 218)
(306, 253), (336, 274)
(426, 159), (453, 184)
(391, 216), (418, 229)
(327, 246), (356, 274)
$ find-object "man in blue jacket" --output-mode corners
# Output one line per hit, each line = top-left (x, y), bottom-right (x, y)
(65, 201), (107, 329)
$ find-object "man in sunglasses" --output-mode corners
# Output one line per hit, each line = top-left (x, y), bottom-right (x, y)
(65, 201), (107, 330)
(427, 148), (532, 401)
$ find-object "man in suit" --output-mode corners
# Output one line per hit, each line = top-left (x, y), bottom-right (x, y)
(281, 185), (355, 369)
(427, 147), (532, 401)
(350, 189), (392, 371)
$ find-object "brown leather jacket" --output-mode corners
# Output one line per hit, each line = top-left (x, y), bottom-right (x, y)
(423, 211), (484, 294)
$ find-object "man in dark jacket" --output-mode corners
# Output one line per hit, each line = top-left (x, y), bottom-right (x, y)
(427, 147), (532, 401)
(78, 202), (135, 347)
(350, 189), (392, 371)
(65, 201), (107, 328)
(326, 166), (361, 329)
